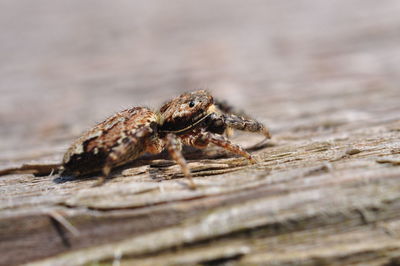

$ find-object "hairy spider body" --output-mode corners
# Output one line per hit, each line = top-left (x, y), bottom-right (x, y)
(62, 107), (162, 177)
(61, 90), (270, 188)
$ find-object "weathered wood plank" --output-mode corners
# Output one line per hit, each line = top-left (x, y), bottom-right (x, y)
(1, 1), (400, 265)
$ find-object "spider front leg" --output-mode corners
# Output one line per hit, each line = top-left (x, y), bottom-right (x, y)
(221, 113), (271, 138)
(165, 133), (196, 189)
(181, 130), (256, 163)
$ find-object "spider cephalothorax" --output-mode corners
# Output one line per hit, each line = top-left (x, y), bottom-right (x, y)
(61, 90), (270, 189)
(159, 90), (214, 134)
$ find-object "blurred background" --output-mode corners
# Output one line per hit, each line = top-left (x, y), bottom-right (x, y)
(1, 0), (400, 163)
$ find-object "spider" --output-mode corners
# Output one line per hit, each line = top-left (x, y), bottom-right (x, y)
(61, 90), (270, 189)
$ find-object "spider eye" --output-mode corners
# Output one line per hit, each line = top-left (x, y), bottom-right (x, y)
(188, 101), (195, 108)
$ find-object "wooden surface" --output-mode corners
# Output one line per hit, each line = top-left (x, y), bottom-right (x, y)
(1, 1), (400, 265)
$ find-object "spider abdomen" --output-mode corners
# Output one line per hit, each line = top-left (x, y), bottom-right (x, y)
(62, 107), (159, 176)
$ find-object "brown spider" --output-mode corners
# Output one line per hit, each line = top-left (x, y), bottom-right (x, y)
(61, 90), (270, 189)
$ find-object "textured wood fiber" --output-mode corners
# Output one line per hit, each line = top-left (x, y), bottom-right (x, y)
(1, 1), (400, 265)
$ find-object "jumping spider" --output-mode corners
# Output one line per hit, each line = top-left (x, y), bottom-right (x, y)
(61, 90), (270, 189)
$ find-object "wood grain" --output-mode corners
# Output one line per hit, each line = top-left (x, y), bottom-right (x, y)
(1, 1), (400, 265)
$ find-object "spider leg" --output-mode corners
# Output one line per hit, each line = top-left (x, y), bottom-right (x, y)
(165, 133), (196, 189)
(212, 100), (270, 138)
(181, 131), (256, 163)
(94, 126), (154, 186)
(221, 114), (271, 138)
(206, 132), (257, 163)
